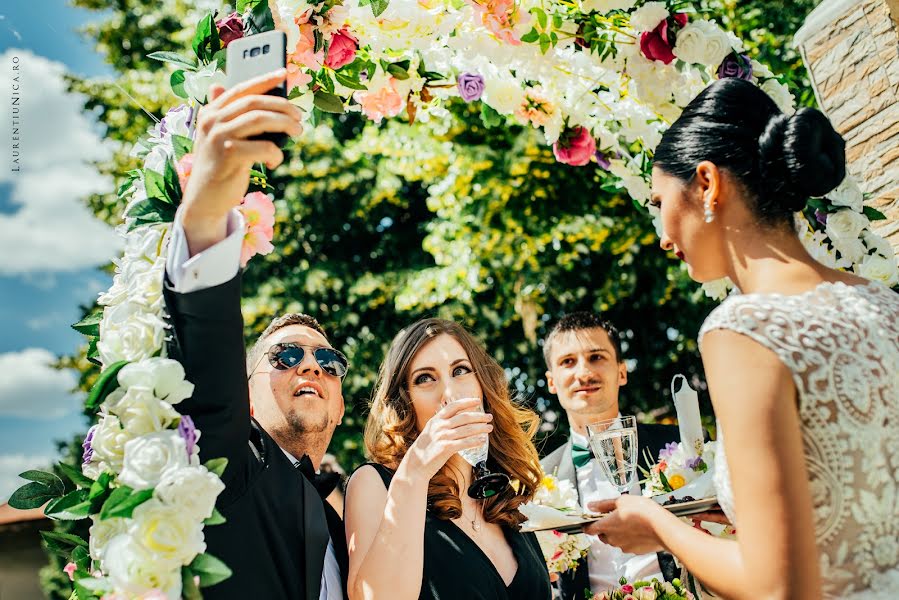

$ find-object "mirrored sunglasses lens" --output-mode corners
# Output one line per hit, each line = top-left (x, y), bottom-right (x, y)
(315, 349), (348, 378)
(270, 346), (305, 370)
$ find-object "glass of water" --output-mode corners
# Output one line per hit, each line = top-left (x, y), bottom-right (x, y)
(443, 397), (510, 499)
(586, 416), (639, 495)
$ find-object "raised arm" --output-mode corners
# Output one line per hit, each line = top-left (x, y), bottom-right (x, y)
(162, 69), (303, 490)
(344, 399), (492, 600)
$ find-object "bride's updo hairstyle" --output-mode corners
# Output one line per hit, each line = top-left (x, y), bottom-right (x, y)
(653, 78), (847, 226)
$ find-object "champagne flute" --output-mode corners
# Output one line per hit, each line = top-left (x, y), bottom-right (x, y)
(587, 416), (639, 495)
(443, 397), (510, 499)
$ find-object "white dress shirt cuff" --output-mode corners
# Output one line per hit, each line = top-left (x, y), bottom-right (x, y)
(166, 208), (245, 293)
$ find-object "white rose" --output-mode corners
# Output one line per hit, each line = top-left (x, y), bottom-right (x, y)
(91, 415), (131, 473)
(580, 0), (636, 14)
(97, 302), (166, 365)
(702, 278), (732, 300)
(832, 236), (867, 263)
(129, 499), (207, 566)
(760, 78), (795, 115)
(629, 2), (669, 31)
(673, 20), (733, 68)
(105, 387), (181, 436)
(104, 533), (183, 599)
(828, 176), (865, 212)
(155, 466), (225, 520)
(863, 229), (895, 260)
(159, 104), (192, 140)
(117, 358), (195, 406)
(119, 431), (193, 490)
(483, 77), (526, 115)
(88, 514), (127, 563)
(825, 209), (868, 242)
(98, 255), (165, 310)
(142, 145), (170, 175)
(183, 62), (226, 103)
(857, 253), (899, 286)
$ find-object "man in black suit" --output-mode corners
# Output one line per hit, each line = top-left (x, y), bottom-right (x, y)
(539, 312), (682, 600)
(161, 69), (347, 600)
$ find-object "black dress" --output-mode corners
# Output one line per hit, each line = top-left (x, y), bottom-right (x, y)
(365, 463), (552, 600)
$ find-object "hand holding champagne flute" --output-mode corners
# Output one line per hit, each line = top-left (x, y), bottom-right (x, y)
(587, 415), (639, 495)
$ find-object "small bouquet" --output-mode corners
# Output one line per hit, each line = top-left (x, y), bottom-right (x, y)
(591, 577), (696, 600)
(641, 440), (718, 497)
(520, 474), (591, 577)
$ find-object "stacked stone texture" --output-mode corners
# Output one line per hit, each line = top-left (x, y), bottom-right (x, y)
(797, 0), (899, 251)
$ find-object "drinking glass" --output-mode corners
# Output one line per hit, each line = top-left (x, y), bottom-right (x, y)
(586, 416), (639, 495)
(443, 397), (510, 499)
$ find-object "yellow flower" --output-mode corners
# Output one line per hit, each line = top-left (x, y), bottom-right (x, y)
(668, 474), (686, 490)
(540, 475), (557, 491)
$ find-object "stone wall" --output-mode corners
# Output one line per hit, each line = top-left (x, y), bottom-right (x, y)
(795, 0), (899, 252)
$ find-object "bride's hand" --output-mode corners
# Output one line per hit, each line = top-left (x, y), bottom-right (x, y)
(403, 398), (493, 481)
(583, 495), (669, 554)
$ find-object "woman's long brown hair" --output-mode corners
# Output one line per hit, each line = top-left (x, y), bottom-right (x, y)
(364, 318), (542, 527)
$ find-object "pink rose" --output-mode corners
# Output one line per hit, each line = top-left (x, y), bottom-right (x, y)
(216, 12), (244, 48)
(324, 30), (358, 70)
(176, 153), (194, 192)
(552, 126), (596, 166)
(639, 13), (688, 64)
(238, 191), (276, 267)
(354, 78), (405, 123)
(290, 22), (324, 71)
(63, 562), (76, 581)
(620, 584), (635, 593)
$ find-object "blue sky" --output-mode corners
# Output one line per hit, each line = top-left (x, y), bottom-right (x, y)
(1, 2), (116, 500)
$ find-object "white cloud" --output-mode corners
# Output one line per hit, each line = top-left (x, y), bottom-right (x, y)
(0, 453), (53, 503)
(0, 348), (83, 419)
(0, 48), (121, 275)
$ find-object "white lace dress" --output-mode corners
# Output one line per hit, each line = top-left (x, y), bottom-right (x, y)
(699, 281), (899, 599)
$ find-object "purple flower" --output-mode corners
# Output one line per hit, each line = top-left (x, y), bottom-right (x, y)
(457, 73), (485, 102)
(82, 425), (97, 465)
(159, 104), (194, 137)
(717, 53), (753, 81)
(659, 441), (679, 460)
(686, 456), (706, 470)
(178, 415), (198, 459)
(815, 208), (828, 226)
(594, 150), (612, 170)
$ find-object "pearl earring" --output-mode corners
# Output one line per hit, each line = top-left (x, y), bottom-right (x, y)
(704, 199), (715, 223)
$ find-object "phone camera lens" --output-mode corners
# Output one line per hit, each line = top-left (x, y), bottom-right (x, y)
(250, 47), (261, 57)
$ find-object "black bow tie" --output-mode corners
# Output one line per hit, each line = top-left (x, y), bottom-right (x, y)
(294, 454), (341, 499)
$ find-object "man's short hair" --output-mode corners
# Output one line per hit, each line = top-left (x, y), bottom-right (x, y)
(246, 313), (329, 375)
(542, 311), (622, 368)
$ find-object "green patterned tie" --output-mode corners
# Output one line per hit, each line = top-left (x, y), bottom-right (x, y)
(571, 442), (593, 468)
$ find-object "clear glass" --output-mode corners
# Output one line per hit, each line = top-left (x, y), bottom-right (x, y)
(587, 415), (639, 494)
(442, 397), (509, 499)
(446, 397), (489, 467)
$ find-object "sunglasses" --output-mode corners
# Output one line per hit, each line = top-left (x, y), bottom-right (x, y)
(251, 343), (350, 379)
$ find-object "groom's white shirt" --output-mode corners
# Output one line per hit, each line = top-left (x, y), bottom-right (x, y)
(167, 208), (343, 600)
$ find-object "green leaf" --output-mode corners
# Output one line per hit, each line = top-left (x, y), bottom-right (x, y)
(552, 13), (562, 29)
(243, 0), (275, 35)
(45, 489), (92, 520)
(181, 567), (203, 600)
(212, 48), (227, 72)
(369, 0), (390, 17)
(203, 457), (229, 478)
(57, 462), (94, 489)
(863, 206), (887, 221)
(334, 71), (368, 91)
(86, 337), (100, 366)
(658, 470), (673, 492)
(385, 63), (410, 80)
(479, 103), (503, 129)
(172, 134), (194, 159)
(190, 553), (234, 587)
(85, 361), (128, 411)
(520, 28), (539, 44)
(72, 309), (103, 337)
(539, 34), (551, 54)
(19, 470), (66, 493)
(204, 507), (227, 526)
(40, 531), (88, 557)
(532, 8), (547, 30)
(100, 486), (154, 520)
(192, 14), (221, 63)
(72, 546), (91, 573)
(143, 168), (168, 201)
(89, 472), (113, 502)
(9, 481), (57, 510)
(126, 197), (179, 230)
(171, 69), (188, 99)
(163, 158), (183, 205)
(313, 91), (345, 114)
(148, 51), (198, 71)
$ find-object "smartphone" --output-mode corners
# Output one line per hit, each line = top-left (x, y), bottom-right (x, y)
(225, 30), (288, 147)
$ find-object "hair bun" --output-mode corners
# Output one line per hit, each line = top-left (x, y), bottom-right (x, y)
(759, 108), (846, 211)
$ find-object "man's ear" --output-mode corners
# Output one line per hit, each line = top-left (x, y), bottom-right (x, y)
(617, 361), (627, 386)
(546, 370), (557, 395)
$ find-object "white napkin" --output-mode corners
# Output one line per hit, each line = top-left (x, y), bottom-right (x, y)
(519, 504), (589, 529)
(672, 374), (704, 459)
(651, 470), (717, 503)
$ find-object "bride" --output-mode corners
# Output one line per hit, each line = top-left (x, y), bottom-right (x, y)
(584, 77), (899, 599)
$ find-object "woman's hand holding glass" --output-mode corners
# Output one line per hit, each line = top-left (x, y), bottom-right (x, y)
(404, 398), (494, 481)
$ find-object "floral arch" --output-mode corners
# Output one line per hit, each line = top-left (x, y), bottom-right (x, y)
(10, 0), (897, 598)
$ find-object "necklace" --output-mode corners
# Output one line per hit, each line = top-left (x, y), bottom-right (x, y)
(462, 501), (482, 532)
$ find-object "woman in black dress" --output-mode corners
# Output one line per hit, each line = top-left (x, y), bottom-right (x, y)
(344, 318), (552, 600)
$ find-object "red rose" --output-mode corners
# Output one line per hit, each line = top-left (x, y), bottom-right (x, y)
(639, 13), (688, 64)
(324, 30), (358, 70)
(216, 12), (244, 48)
(553, 126), (596, 167)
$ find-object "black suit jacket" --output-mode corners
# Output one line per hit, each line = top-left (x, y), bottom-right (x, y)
(163, 273), (343, 600)
(539, 423), (684, 600)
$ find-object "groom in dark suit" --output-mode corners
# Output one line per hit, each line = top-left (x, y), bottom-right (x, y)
(160, 70), (347, 600)
(540, 312), (682, 600)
